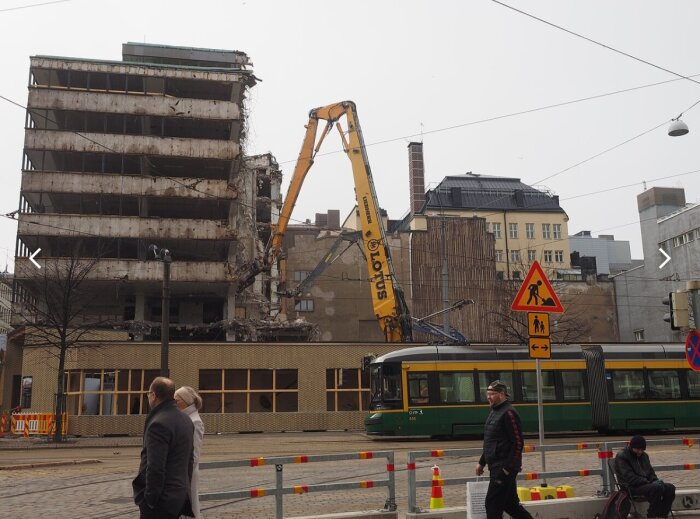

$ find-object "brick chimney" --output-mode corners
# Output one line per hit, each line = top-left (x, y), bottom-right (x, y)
(408, 142), (426, 215)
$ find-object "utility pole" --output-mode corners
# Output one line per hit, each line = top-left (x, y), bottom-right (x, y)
(161, 255), (171, 377)
(149, 244), (172, 377)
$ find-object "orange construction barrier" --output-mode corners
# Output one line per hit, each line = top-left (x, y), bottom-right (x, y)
(10, 413), (67, 436)
(0, 414), (6, 438)
(46, 415), (55, 437)
(429, 465), (445, 509)
(23, 419), (29, 438)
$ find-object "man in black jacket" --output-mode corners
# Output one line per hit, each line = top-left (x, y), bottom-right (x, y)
(475, 380), (533, 519)
(615, 435), (675, 519)
(133, 377), (194, 519)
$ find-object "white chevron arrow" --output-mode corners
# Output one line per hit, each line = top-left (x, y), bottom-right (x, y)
(29, 248), (41, 269)
(659, 248), (671, 269)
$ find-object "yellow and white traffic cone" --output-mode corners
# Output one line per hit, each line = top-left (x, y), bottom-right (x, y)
(429, 465), (445, 509)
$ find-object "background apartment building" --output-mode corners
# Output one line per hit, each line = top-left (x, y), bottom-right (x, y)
(614, 187), (700, 342)
(12, 43), (282, 342)
(569, 231), (636, 278)
(419, 174), (570, 280)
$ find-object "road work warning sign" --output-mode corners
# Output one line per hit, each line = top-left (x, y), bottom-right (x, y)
(511, 261), (564, 313)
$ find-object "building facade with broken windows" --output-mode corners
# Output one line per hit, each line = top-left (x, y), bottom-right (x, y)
(3, 44), (397, 434)
(13, 43), (280, 341)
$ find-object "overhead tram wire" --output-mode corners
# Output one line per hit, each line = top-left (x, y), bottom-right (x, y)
(1, 82), (697, 266)
(272, 74), (700, 168)
(1, 68), (699, 211)
(463, 89), (700, 214)
(4, 161), (700, 272)
(491, 0), (700, 89)
(0, 0), (70, 13)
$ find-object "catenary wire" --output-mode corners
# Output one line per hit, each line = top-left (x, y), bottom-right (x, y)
(491, 0), (700, 92)
(0, 74), (695, 280)
(0, 0), (70, 13)
(1, 65), (698, 236)
(5, 162), (699, 272)
(3, 65), (700, 207)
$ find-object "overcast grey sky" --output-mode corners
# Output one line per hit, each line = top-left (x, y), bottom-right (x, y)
(2, 0), (700, 269)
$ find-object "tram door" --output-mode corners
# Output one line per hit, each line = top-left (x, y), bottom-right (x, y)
(406, 371), (435, 436)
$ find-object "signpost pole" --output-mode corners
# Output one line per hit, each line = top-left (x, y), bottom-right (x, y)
(512, 262), (563, 489)
(535, 358), (547, 485)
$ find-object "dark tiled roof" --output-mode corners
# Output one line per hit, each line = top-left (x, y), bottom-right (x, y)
(421, 174), (565, 213)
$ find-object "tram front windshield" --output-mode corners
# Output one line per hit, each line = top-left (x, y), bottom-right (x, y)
(369, 362), (403, 410)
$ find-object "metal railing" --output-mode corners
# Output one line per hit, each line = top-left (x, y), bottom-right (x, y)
(199, 450), (396, 519)
(406, 438), (699, 513)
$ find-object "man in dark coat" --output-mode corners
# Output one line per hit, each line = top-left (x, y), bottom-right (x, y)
(615, 435), (675, 519)
(475, 380), (533, 519)
(133, 377), (194, 519)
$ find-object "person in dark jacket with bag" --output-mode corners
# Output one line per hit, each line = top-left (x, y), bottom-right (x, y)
(475, 380), (533, 519)
(615, 435), (675, 519)
(133, 377), (194, 519)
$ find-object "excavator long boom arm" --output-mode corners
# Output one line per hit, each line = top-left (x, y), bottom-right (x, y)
(240, 101), (412, 342)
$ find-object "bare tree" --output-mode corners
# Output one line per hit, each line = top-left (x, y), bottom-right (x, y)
(14, 246), (105, 442)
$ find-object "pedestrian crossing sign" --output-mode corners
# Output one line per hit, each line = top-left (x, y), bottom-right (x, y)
(511, 261), (564, 313)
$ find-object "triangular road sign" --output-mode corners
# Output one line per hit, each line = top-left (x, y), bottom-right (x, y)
(511, 261), (564, 313)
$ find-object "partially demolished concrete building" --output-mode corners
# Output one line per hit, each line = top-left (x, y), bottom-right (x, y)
(13, 43), (285, 341)
(3, 44), (375, 434)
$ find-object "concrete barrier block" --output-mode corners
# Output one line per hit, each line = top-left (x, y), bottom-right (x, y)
(404, 506), (465, 519)
(404, 490), (700, 519)
(294, 511), (397, 519)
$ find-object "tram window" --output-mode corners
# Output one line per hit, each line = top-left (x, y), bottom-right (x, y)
(611, 370), (644, 400)
(408, 372), (430, 405)
(688, 371), (700, 398)
(370, 366), (381, 401)
(520, 371), (556, 402)
(439, 372), (475, 403)
(478, 372), (514, 401)
(382, 374), (401, 400)
(561, 371), (586, 401)
(647, 370), (681, 399)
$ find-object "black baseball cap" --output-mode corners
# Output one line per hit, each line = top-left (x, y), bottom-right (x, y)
(487, 380), (509, 395)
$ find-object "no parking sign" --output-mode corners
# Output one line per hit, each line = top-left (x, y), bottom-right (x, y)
(686, 330), (700, 372)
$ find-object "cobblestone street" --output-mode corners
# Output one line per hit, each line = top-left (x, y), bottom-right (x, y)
(1, 432), (699, 518)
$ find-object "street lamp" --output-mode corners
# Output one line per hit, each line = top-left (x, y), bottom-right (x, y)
(149, 244), (172, 377)
(668, 118), (689, 137)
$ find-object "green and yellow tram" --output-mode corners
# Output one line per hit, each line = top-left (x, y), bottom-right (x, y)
(364, 344), (700, 437)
